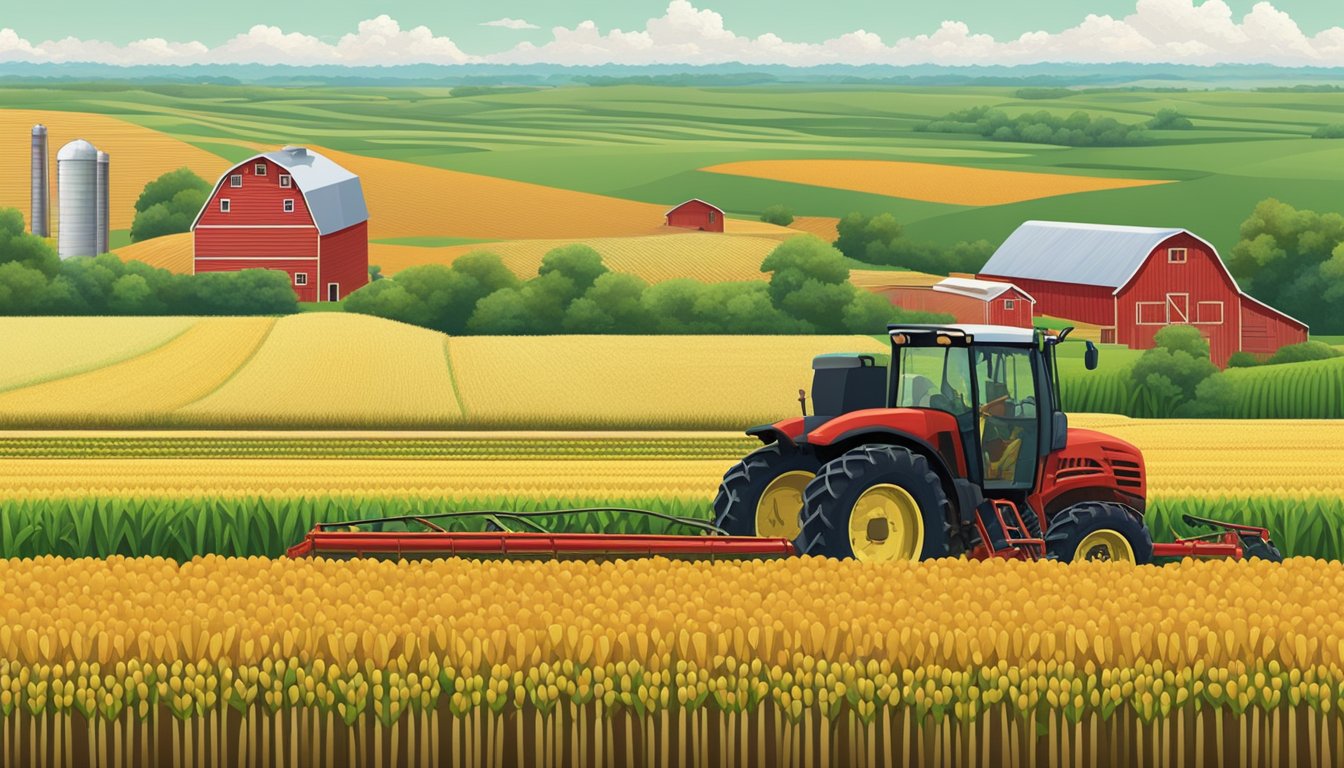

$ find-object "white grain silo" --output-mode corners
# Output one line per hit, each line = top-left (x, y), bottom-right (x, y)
(96, 151), (110, 254)
(30, 125), (49, 237)
(57, 139), (99, 259)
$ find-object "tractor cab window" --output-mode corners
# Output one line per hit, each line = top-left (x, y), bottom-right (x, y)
(975, 346), (1040, 489)
(895, 346), (972, 419)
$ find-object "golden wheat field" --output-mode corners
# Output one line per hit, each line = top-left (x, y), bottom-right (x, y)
(0, 318), (273, 420)
(371, 232), (789, 282)
(178, 314), (462, 424)
(0, 109), (227, 231)
(702, 159), (1172, 206)
(111, 231), (194, 273)
(0, 317), (196, 392)
(314, 147), (676, 241)
(847, 269), (945, 289)
(446, 335), (887, 428)
(0, 556), (1341, 766)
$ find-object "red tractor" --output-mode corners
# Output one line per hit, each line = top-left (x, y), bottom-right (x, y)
(287, 322), (1278, 564)
(713, 323), (1280, 564)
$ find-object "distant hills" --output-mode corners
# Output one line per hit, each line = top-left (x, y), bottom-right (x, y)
(1, 61), (1342, 88)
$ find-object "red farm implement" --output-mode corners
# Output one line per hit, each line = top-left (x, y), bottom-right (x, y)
(288, 324), (1282, 565)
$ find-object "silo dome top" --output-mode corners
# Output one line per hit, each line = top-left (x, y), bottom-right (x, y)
(32, 124), (46, 135)
(97, 151), (110, 162)
(57, 139), (98, 161)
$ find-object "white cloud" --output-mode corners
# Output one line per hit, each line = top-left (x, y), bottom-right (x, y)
(0, 14), (472, 66)
(490, 0), (1344, 66)
(0, 1), (1341, 68)
(482, 18), (540, 31)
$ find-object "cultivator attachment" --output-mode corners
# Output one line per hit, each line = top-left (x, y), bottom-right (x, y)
(286, 508), (796, 562)
(1149, 514), (1282, 561)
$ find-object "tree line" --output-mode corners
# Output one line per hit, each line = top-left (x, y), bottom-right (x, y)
(345, 237), (950, 335)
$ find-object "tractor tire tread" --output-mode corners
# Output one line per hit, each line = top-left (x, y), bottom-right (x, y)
(1044, 500), (1154, 564)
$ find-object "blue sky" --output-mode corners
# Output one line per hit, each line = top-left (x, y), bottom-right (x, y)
(0, 0), (1340, 66)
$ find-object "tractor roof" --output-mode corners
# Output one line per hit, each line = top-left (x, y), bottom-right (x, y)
(887, 324), (1037, 345)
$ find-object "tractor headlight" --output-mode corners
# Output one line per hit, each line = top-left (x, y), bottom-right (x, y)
(936, 334), (952, 346)
(892, 333), (908, 345)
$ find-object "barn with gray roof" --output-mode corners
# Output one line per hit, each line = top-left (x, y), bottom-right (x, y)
(192, 146), (368, 302)
(977, 221), (1306, 366)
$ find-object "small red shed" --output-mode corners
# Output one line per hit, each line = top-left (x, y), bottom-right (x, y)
(880, 277), (1035, 328)
(665, 199), (724, 232)
(192, 146), (369, 302)
(978, 221), (1307, 366)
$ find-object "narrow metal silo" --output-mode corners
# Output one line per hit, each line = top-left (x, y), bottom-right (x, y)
(96, 151), (110, 254)
(30, 125), (49, 237)
(57, 139), (99, 259)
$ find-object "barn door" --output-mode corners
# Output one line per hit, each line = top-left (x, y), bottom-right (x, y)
(1165, 293), (1188, 324)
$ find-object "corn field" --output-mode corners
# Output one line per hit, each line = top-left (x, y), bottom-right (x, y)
(2, 556), (1343, 765)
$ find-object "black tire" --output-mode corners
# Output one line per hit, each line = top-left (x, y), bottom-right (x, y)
(1242, 537), (1284, 562)
(798, 444), (957, 561)
(1044, 501), (1154, 564)
(712, 443), (820, 538)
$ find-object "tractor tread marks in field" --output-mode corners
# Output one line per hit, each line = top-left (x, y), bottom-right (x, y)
(712, 443), (818, 537)
(1044, 501), (1154, 564)
(798, 444), (959, 559)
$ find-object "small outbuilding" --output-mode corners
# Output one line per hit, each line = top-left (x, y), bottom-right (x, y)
(665, 199), (724, 232)
(879, 277), (1035, 328)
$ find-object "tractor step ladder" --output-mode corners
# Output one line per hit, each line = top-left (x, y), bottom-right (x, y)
(980, 500), (1046, 561)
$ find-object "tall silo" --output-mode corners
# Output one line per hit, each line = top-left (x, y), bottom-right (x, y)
(30, 125), (49, 237)
(57, 139), (99, 259)
(96, 151), (110, 254)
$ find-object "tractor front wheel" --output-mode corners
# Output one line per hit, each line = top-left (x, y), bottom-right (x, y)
(1044, 501), (1153, 564)
(798, 445), (955, 562)
(713, 443), (819, 539)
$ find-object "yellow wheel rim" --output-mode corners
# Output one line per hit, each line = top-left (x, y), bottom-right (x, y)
(847, 484), (923, 562)
(755, 471), (813, 539)
(1074, 530), (1135, 563)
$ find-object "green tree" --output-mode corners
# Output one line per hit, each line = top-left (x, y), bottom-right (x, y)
(1147, 109), (1194, 130)
(1229, 199), (1344, 332)
(0, 208), (60, 277)
(1129, 325), (1219, 417)
(563, 273), (654, 333)
(759, 205), (794, 227)
(130, 169), (210, 243)
(1266, 341), (1342, 365)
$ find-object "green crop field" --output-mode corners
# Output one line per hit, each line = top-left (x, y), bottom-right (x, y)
(4, 84), (1343, 254)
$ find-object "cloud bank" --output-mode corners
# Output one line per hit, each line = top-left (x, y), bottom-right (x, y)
(0, 0), (1340, 67)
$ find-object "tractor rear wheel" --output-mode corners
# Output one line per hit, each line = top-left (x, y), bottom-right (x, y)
(798, 445), (955, 562)
(713, 443), (819, 539)
(1044, 501), (1153, 564)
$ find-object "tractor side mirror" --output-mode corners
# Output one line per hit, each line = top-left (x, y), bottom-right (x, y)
(1051, 412), (1068, 451)
(1084, 341), (1099, 371)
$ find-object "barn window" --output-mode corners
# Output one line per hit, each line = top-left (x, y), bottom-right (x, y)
(230, 174), (242, 188)
(254, 163), (267, 176)
(708, 211), (716, 223)
(1003, 299), (1015, 310)
(1168, 248), (1187, 264)
(294, 273), (308, 287)
(283, 199), (295, 213)
(1135, 302), (1166, 325)
(280, 175), (292, 189)
(1195, 301), (1224, 325)
(219, 199), (231, 213)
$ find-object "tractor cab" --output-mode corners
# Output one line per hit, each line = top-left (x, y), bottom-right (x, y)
(886, 324), (1084, 493)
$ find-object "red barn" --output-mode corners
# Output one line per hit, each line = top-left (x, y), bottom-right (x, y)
(978, 221), (1307, 366)
(879, 277), (1035, 328)
(665, 199), (724, 232)
(192, 146), (369, 302)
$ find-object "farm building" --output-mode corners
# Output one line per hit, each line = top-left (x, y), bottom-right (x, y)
(192, 146), (368, 302)
(879, 277), (1035, 328)
(978, 221), (1306, 366)
(665, 199), (724, 232)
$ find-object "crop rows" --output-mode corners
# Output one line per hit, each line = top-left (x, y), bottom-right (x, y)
(0, 437), (757, 460)
(0, 494), (1340, 561)
(0, 556), (1341, 766)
